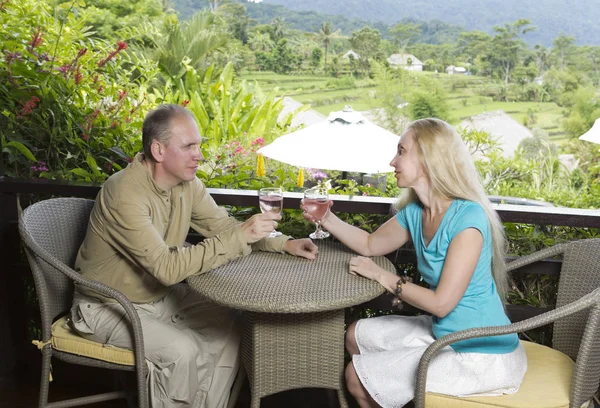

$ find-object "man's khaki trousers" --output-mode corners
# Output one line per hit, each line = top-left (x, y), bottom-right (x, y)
(71, 283), (241, 408)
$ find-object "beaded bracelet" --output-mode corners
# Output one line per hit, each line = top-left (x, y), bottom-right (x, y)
(391, 275), (413, 309)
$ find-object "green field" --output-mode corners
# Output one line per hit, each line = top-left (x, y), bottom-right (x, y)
(241, 71), (567, 140)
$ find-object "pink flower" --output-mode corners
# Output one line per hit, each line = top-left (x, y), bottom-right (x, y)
(30, 161), (49, 172)
(251, 137), (264, 146)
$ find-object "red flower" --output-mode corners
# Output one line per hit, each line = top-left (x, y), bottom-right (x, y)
(117, 90), (127, 102)
(17, 96), (40, 119)
(182, 100), (190, 107)
(57, 64), (70, 76)
(74, 66), (82, 84)
(29, 28), (44, 49)
(97, 42), (127, 67)
(81, 133), (89, 141)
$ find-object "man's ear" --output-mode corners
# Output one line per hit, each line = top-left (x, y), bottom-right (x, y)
(150, 140), (164, 163)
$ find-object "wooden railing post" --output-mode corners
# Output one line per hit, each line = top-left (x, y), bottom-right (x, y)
(0, 182), (22, 377)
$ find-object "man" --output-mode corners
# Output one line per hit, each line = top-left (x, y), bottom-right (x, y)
(70, 104), (318, 408)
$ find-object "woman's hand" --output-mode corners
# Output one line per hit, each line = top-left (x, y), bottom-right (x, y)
(348, 256), (380, 280)
(300, 198), (333, 224)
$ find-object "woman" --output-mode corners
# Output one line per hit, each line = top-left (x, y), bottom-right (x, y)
(302, 118), (527, 408)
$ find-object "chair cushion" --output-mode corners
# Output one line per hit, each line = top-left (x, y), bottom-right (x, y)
(51, 316), (135, 366)
(425, 340), (579, 408)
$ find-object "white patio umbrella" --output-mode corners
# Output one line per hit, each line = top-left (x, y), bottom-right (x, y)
(579, 118), (600, 144)
(258, 107), (400, 174)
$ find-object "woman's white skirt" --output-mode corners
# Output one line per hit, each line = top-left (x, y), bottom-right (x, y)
(353, 315), (527, 408)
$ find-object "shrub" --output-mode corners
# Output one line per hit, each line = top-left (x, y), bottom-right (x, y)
(1, 0), (158, 181)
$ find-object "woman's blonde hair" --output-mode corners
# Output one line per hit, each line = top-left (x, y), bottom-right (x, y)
(395, 118), (509, 301)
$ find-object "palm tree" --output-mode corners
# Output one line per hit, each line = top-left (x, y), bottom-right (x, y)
(248, 32), (274, 52)
(317, 22), (340, 68)
(271, 17), (286, 41)
(151, 11), (228, 80)
(291, 35), (318, 60)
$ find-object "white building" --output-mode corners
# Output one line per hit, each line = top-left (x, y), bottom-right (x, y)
(342, 50), (360, 60)
(387, 53), (424, 71)
(446, 65), (467, 75)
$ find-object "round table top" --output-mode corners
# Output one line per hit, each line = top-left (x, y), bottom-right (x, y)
(187, 241), (393, 313)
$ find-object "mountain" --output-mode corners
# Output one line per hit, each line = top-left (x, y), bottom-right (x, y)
(261, 0), (600, 46)
(171, 1), (465, 44)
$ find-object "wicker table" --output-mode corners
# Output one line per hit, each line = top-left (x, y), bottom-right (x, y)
(187, 241), (394, 408)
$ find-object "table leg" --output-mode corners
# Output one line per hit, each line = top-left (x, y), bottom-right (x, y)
(241, 310), (347, 408)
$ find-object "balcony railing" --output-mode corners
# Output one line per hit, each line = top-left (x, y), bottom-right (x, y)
(1, 176), (599, 377)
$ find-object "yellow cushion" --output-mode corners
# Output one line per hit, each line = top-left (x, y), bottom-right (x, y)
(51, 316), (135, 366)
(425, 340), (577, 408)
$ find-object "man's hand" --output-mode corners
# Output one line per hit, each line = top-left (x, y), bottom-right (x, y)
(284, 238), (319, 260)
(241, 212), (282, 244)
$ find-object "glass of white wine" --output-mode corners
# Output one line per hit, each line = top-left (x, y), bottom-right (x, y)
(258, 187), (283, 238)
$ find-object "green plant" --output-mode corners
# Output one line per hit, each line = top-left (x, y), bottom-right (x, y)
(1, 0), (158, 181)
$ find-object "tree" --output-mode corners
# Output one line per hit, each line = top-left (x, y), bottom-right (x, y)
(350, 26), (381, 75)
(389, 22), (421, 54)
(248, 32), (274, 52)
(317, 22), (341, 68)
(552, 34), (576, 70)
(205, 0), (229, 12)
(533, 44), (550, 75)
(271, 38), (297, 74)
(310, 47), (322, 68)
(489, 19), (535, 86)
(69, 0), (166, 38)
(457, 30), (491, 67)
(218, 3), (253, 44)
(150, 11), (228, 81)
(271, 17), (286, 41)
(291, 36), (318, 61)
(489, 20), (535, 85)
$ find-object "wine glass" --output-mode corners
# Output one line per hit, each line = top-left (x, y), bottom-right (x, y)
(303, 187), (330, 239)
(259, 187), (283, 238)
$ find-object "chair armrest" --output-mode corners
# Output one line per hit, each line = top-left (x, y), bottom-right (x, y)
(505, 243), (565, 272)
(20, 231), (146, 367)
(413, 287), (600, 408)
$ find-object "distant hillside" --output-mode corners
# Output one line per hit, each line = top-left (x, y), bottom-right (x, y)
(171, 0), (465, 44)
(262, 0), (600, 45)
(245, 3), (390, 37)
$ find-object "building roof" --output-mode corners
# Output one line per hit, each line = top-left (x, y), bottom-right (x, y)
(343, 50), (360, 59)
(387, 53), (423, 66)
(458, 110), (533, 157)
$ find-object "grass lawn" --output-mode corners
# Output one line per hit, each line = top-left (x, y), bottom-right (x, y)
(241, 70), (568, 138)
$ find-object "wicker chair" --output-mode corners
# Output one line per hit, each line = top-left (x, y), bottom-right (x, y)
(19, 197), (148, 408)
(414, 238), (600, 408)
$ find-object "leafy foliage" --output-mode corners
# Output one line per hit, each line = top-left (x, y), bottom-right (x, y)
(1, 0), (158, 181)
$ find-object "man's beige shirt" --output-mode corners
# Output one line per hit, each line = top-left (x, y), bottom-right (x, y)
(75, 153), (290, 303)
